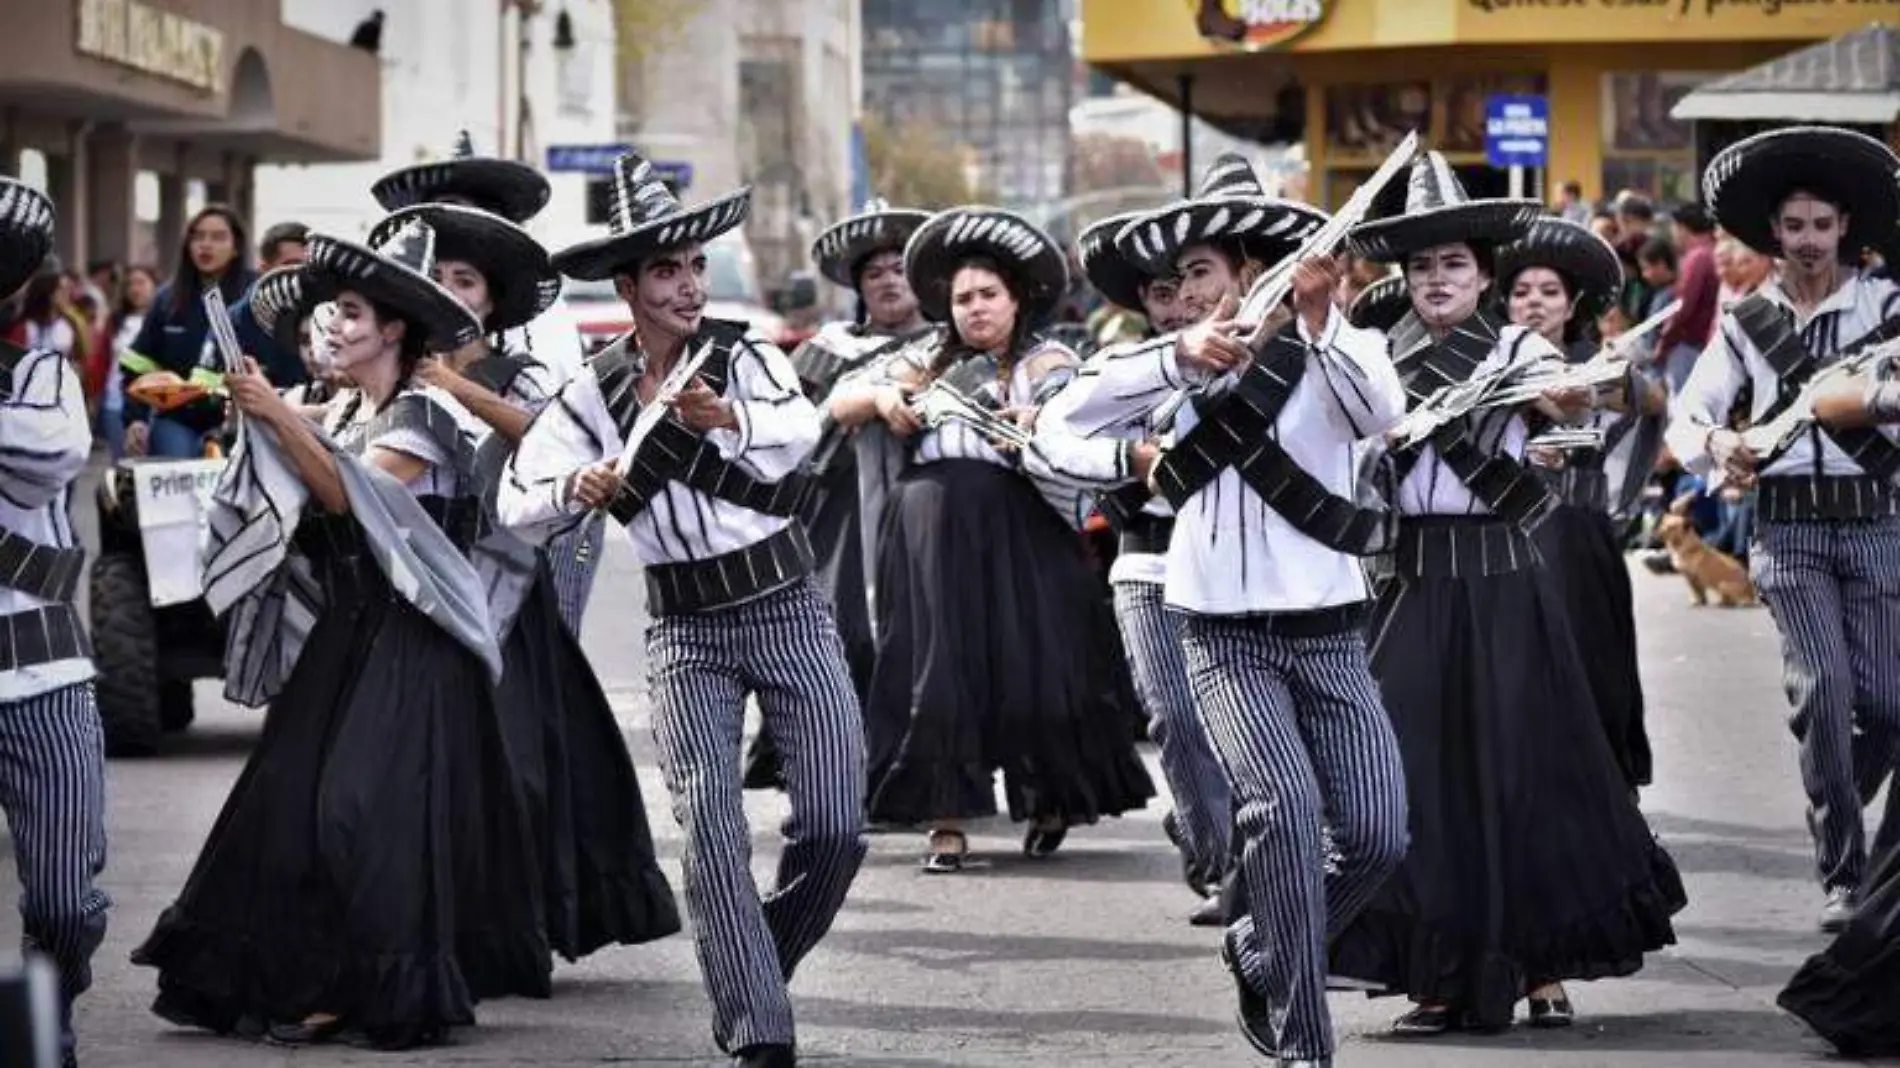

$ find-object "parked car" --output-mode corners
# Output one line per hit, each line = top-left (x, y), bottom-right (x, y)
(563, 232), (796, 354)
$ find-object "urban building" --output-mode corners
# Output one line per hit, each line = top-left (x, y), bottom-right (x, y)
(0, 0), (378, 270)
(1081, 0), (1893, 209)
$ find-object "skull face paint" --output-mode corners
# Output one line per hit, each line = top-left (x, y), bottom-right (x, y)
(1406, 243), (1489, 333)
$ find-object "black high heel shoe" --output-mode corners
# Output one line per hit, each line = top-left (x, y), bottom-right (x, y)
(265, 1013), (348, 1046)
(1390, 1004), (1462, 1036)
(922, 829), (967, 874)
(1023, 820), (1068, 858)
(1528, 991), (1575, 1028)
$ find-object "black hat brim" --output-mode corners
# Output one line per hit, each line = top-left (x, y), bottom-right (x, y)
(904, 207), (1070, 325)
(1348, 200), (1545, 263)
(250, 264), (339, 352)
(0, 180), (53, 302)
(370, 204), (561, 333)
(303, 234), (483, 351)
(814, 209), (931, 287)
(371, 158), (551, 224)
(1347, 274), (1410, 333)
(1705, 126), (1900, 259)
(551, 187), (752, 281)
(1116, 197), (1329, 276)
(1494, 218), (1624, 319)
(1078, 211), (1154, 312)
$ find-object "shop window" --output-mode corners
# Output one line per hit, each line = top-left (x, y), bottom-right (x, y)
(1599, 72), (1708, 206)
(1325, 83), (1431, 163)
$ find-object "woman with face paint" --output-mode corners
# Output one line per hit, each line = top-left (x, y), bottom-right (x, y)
(1498, 218), (1666, 795)
(1327, 155), (1685, 1036)
(133, 219), (552, 1049)
(833, 206), (1155, 873)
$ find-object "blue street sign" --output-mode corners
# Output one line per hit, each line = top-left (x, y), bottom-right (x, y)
(1484, 94), (1549, 170)
(547, 143), (694, 189)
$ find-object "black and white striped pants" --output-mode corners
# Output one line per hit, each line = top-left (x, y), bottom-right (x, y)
(1752, 517), (1900, 892)
(548, 519), (604, 637)
(1112, 581), (1231, 878)
(1181, 616), (1407, 1061)
(645, 578), (867, 1053)
(0, 681), (110, 1060)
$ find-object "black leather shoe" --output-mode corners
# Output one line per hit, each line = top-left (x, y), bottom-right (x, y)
(1024, 821), (1068, 857)
(1390, 1004), (1460, 1036)
(1219, 930), (1276, 1056)
(1528, 994), (1574, 1028)
(265, 1014), (348, 1046)
(1821, 886), (1858, 933)
(1189, 895), (1225, 927)
(733, 1042), (797, 1067)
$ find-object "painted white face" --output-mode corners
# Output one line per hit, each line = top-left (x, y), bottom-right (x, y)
(325, 290), (404, 372)
(1506, 266), (1575, 346)
(1173, 244), (1244, 324)
(616, 242), (707, 345)
(1770, 192), (1847, 282)
(1406, 243), (1489, 331)
(306, 301), (340, 373)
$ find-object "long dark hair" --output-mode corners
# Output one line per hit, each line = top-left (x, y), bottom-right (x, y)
(169, 204), (252, 315)
(1503, 263), (1598, 346)
(18, 271), (60, 325)
(930, 253), (1036, 377)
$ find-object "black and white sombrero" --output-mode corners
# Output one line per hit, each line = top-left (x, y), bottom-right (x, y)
(1705, 126), (1900, 259)
(1114, 154), (1328, 277)
(249, 264), (339, 351)
(1346, 273), (1410, 333)
(301, 220), (483, 351)
(368, 204), (561, 334)
(0, 178), (54, 302)
(370, 130), (551, 224)
(1078, 210), (1161, 312)
(1348, 151), (1543, 263)
(552, 152), (751, 281)
(1494, 217), (1624, 319)
(903, 206), (1070, 325)
(813, 197), (931, 287)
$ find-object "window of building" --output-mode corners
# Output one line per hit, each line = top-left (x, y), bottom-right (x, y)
(1599, 71), (1708, 205)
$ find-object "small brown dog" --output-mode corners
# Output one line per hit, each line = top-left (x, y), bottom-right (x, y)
(1655, 494), (1757, 607)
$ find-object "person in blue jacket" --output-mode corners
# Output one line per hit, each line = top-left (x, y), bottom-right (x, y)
(229, 220), (309, 388)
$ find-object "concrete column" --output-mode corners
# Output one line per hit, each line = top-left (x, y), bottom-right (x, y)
(156, 168), (189, 269)
(47, 154), (85, 270)
(86, 123), (139, 267)
(0, 109), (18, 180)
(221, 151), (254, 232)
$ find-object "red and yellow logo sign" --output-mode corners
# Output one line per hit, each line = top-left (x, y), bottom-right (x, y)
(1187, 0), (1329, 51)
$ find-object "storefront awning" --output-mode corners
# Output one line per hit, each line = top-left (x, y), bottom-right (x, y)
(1670, 23), (1900, 125)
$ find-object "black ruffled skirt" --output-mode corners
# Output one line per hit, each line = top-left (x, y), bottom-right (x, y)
(1535, 502), (1652, 788)
(132, 525), (549, 1047)
(1330, 520), (1685, 1028)
(1779, 787), (1900, 1055)
(493, 561), (681, 961)
(864, 459), (1153, 825)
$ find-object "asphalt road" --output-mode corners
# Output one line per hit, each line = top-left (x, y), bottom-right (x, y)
(3, 488), (1890, 1066)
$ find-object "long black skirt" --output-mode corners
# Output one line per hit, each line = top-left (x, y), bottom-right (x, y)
(493, 561), (681, 961)
(864, 459), (1154, 826)
(1330, 527), (1685, 1028)
(1779, 786), (1900, 1056)
(132, 545), (549, 1047)
(1535, 503), (1652, 788)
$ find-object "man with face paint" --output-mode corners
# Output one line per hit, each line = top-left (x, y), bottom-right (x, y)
(1327, 152), (1685, 1037)
(1671, 127), (1900, 934)
(1048, 154), (1409, 1067)
(497, 153), (862, 1068)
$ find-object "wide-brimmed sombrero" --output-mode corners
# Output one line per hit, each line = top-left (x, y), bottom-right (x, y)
(903, 206), (1070, 324)
(1078, 210), (1162, 312)
(1346, 273), (1411, 333)
(1115, 154), (1328, 277)
(1348, 151), (1543, 263)
(0, 178), (54, 302)
(813, 197), (931, 288)
(1705, 126), (1900, 259)
(370, 130), (551, 224)
(552, 152), (751, 281)
(368, 203), (560, 334)
(1494, 217), (1624, 320)
(302, 220), (482, 351)
(249, 264), (339, 351)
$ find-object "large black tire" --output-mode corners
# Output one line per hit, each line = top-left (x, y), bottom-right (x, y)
(90, 552), (162, 757)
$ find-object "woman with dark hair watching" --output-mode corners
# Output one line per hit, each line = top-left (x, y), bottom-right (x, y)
(13, 270), (76, 363)
(121, 204), (255, 457)
(829, 206), (1154, 873)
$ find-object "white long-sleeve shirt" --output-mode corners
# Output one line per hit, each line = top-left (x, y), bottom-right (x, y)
(1053, 306), (1405, 616)
(1391, 323), (1562, 516)
(1, 346), (96, 702)
(1668, 273), (1900, 478)
(497, 323), (818, 564)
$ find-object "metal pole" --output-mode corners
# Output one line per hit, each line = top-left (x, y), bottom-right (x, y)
(1509, 165), (1525, 199)
(1179, 73), (1196, 198)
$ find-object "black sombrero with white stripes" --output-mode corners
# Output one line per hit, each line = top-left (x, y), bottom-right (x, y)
(1114, 154), (1327, 276)
(301, 220), (483, 351)
(1078, 210), (1161, 312)
(0, 178), (54, 301)
(1495, 217), (1624, 321)
(368, 203), (561, 334)
(813, 197), (931, 288)
(1346, 273), (1410, 333)
(552, 152), (751, 281)
(1704, 126), (1900, 259)
(249, 264), (338, 351)
(370, 130), (551, 224)
(1348, 151), (1543, 263)
(903, 206), (1070, 324)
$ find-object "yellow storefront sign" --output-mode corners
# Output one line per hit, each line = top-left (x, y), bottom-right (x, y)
(74, 0), (226, 94)
(1458, 0), (1900, 43)
(1186, 0), (1333, 50)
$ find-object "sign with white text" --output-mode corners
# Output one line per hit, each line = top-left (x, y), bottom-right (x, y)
(132, 459), (226, 606)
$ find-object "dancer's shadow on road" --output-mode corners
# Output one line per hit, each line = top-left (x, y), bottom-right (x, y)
(1359, 1006), (1820, 1057)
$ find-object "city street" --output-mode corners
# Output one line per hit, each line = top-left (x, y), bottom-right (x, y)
(2, 502), (1874, 1066)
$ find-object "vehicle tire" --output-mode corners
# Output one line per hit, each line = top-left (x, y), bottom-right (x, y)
(89, 552), (162, 757)
(159, 679), (195, 732)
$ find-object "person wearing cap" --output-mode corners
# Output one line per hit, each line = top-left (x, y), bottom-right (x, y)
(133, 218), (550, 1048)
(741, 197), (933, 792)
(1497, 217), (1667, 793)
(495, 153), (862, 1068)
(1051, 153), (1407, 1066)
(828, 203), (1154, 875)
(1671, 126), (1900, 934)
(1328, 153), (1685, 1037)
(0, 179), (109, 1068)
(374, 130), (600, 634)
